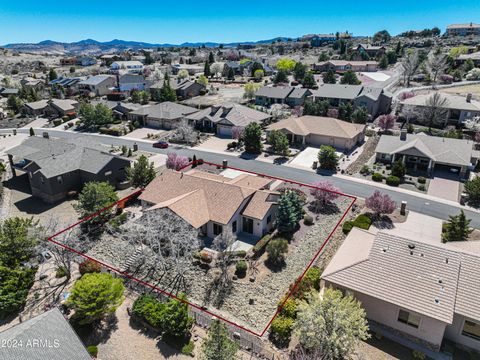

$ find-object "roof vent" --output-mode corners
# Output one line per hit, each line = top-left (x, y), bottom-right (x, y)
(408, 243), (415, 250)
(382, 246), (389, 253)
(446, 258), (449, 264)
(438, 278), (443, 284)
(410, 251), (414, 255)
(434, 298), (440, 304)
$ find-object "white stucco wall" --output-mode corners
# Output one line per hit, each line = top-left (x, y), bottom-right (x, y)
(445, 314), (480, 352)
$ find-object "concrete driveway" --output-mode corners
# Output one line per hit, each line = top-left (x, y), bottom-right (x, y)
(287, 147), (318, 170)
(428, 176), (460, 203)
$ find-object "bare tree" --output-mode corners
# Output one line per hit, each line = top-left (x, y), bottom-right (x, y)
(401, 51), (420, 87)
(212, 228), (236, 288)
(173, 119), (197, 145)
(427, 53), (447, 83)
(420, 93), (450, 130)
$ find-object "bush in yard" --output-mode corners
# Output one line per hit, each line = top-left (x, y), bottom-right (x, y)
(266, 238), (289, 265)
(418, 184), (426, 191)
(279, 297), (298, 318)
(418, 177), (426, 184)
(359, 165), (371, 175)
(270, 315), (294, 347)
(442, 210), (472, 243)
(342, 221), (354, 234)
(317, 145), (339, 170)
(371, 173), (383, 182)
(74, 182), (119, 223)
(55, 266), (68, 278)
(464, 176), (480, 206)
(391, 160), (406, 178)
(235, 260), (247, 277)
(87, 345), (98, 357)
(353, 214), (372, 230)
(253, 234), (271, 255)
(276, 191), (304, 234)
(181, 341), (195, 356)
(303, 214), (314, 225)
(386, 175), (400, 186)
(79, 259), (102, 275)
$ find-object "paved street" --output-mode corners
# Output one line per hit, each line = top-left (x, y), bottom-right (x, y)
(2, 127), (480, 227)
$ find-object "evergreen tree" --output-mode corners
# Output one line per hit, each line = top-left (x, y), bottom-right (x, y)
(276, 192), (299, 233)
(159, 73), (177, 102)
(200, 320), (239, 360)
(302, 72), (316, 89)
(243, 122), (263, 153)
(442, 210), (473, 243)
(204, 61), (211, 77)
(161, 293), (194, 338)
(29, 127), (35, 136)
(379, 55), (389, 69)
(340, 70), (361, 85)
(351, 106), (369, 124)
(338, 102), (354, 121)
(322, 70), (336, 84)
(318, 145), (339, 170)
(208, 51), (215, 64)
(274, 70), (288, 84)
(293, 62), (307, 82)
(48, 68), (58, 82)
(391, 160), (406, 178)
(127, 155), (156, 188)
(227, 67), (235, 80)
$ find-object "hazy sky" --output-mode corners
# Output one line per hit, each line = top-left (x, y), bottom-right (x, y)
(1, 0), (480, 44)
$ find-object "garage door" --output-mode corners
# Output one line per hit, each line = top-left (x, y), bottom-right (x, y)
(146, 119), (161, 129)
(217, 125), (232, 137)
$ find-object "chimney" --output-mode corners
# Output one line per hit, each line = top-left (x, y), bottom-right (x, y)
(467, 93), (472, 103)
(400, 128), (407, 141)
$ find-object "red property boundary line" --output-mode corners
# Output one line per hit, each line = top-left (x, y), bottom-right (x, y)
(46, 160), (356, 337)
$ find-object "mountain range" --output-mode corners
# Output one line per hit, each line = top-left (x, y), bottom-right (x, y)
(2, 37), (294, 54)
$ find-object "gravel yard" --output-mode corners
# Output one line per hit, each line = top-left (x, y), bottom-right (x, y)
(86, 195), (353, 334)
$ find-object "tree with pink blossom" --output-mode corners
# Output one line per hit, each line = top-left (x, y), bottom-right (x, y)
(365, 190), (397, 218)
(399, 91), (415, 101)
(327, 108), (339, 118)
(310, 181), (340, 213)
(231, 126), (245, 141)
(166, 153), (189, 171)
(377, 114), (397, 133)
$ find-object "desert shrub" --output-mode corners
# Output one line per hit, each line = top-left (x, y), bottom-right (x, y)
(53, 119), (63, 126)
(253, 234), (271, 255)
(418, 184), (426, 191)
(199, 251), (212, 264)
(412, 350), (426, 360)
(227, 141), (237, 150)
(79, 259), (101, 275)
(386, 175), (400, 186)
(266, 238), (289, 265)
(270, 316), (294, 347)
(235, 260), (247, 277)
(342, 221), (354, 234)
(99, 127), (123, 136)
(418, 177), (426, 184)
(279, 297), (297, 318)
(360, 165), (371, 175)
(87, 345), (98, 357)
(372, 173), (383, 182)
(303, 214), (314, 225)
(353, 214), (372, 230)
(181, 341), (195, 355)
(55, 266), (68, 278)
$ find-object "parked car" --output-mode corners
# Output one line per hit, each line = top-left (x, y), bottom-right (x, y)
(153, 141), (169, 149)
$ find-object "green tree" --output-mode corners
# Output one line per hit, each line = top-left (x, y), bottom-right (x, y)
(204, 61), (211, 77)
(302, 72), (316, 89)
(442, 210), (473, 243)
(340, 70), (361, 85)
(208, 52), (215, 64)
(322, 70), (336, 84)
(127, 155), (156, 188)
(294, 288), (369, 358)
(162, 293), (194, 338)
(276, 191), (304, 233)
(379, 55), (389, 69)
(0, 265), (36, 319)
(197, 74), (209, 87)
(243, 82), (261, 99)
(318, 145), (339, 170)
(270, 316), (294, 347)
(74, 182), (119, 222)
(29, 127), (35, 136)
(48, 68), (58, 82)
(351, 106), (369, 124)
(227, 67), (235, 80)
(465, 176), (480, 206)
(158, 73), (177, 102)
(373, 30), (391, 43)
(243, 122), (263, 153)
(276, 58), (296, 73)
(274, 70), (288, 84)
(303, 99), (329, 117)
(0, 217), (39, 268)
(293, 62), (307, 81)
(253, 69), (264, 80)
(200, 320), (239, 360)
(266, 238), (289, 265)
(268, 130), (290, 156)
(338, 102), (354, 121)
(131, 90), (150, 104)
(7, 95), (23, 113)
(94, 103), (114, 125)
(67, 273), (124, 325)
(391, 160), (406, 178)
(251, 62), (264, 77)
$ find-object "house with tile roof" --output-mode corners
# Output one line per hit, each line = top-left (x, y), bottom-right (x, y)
(446, 23), (480, 37)
(322, 228), (480, 355)
(186, 103), (271, 136)
(129, 101), (198, 129)
(7, 136), (131, 203)
(139, 169), (280, 239)
(78, 75), (116, 96)
(375, 131), (476, 177)
(313, 60), (379, 73)
(255, 86), (312, 107)
(266, 115), (365, 151)
(0, 308), (91, 360)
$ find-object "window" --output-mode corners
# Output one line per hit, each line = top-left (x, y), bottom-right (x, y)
(462, 320), (480, 340)
(398, 310), (420, 328)
(232, 221), (237, 233)
(267, 215), (272, 224)
(57, 176), (63, 184)
(105, 170), (112, 177)
(213, 223), (223, 236)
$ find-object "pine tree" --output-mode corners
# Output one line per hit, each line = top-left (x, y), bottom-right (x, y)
(276, 193), (298, 233)
(29, 127), (35, 137)
(200, 320), (239, 360)
(208, 52), (215, 64)
(204, 61), (211, 77)
(127, 155), (156, 188)
(322, 70), (336, 84)
(442, 210), (473, 242)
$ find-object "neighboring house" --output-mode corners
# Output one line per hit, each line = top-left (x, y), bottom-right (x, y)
(20, 77), (45, 91)
(322, 229), (480, 355)
(255, 86), (312, 107)
(313, 60), (379, 73)
(78, 75), (116, 96)
(446, 23), (480, 36)
(399, 93), (480, 126)
(456, 51), (480, 67)
(49, 77), (82, 95)
(186, 103), (271, 136)
(171, 63), (204, 76)
(266, 115), (365, 151)
(90, 99), (142, 120)
(110, 60), (144, 74)
(222, 61), (242, 76)
(60, 57), (77, 66)
(310, 84), (392, 117)
(23, 99), (78, 117)
(240, 60), (275, 76)
(310, 34), (337, 47)
(118, 74), (149, 92)
(0, 87), (19, 97)
(76, 56), (97, 66)
(375, 131), (476, 177)
(0, 308), (92, 360)
(23, 99), (49, 116)
(150, 78), (205, 99)
(352, 43), (386, 58)
(7, 136), (130, 203)
(139, 169), (280, 239)
(128, 101), (197, 129)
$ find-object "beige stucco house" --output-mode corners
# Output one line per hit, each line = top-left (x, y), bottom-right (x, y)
(139, 169), (280, 239)
(322, 228), (480, 356)
(266, 115), (365, 152)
